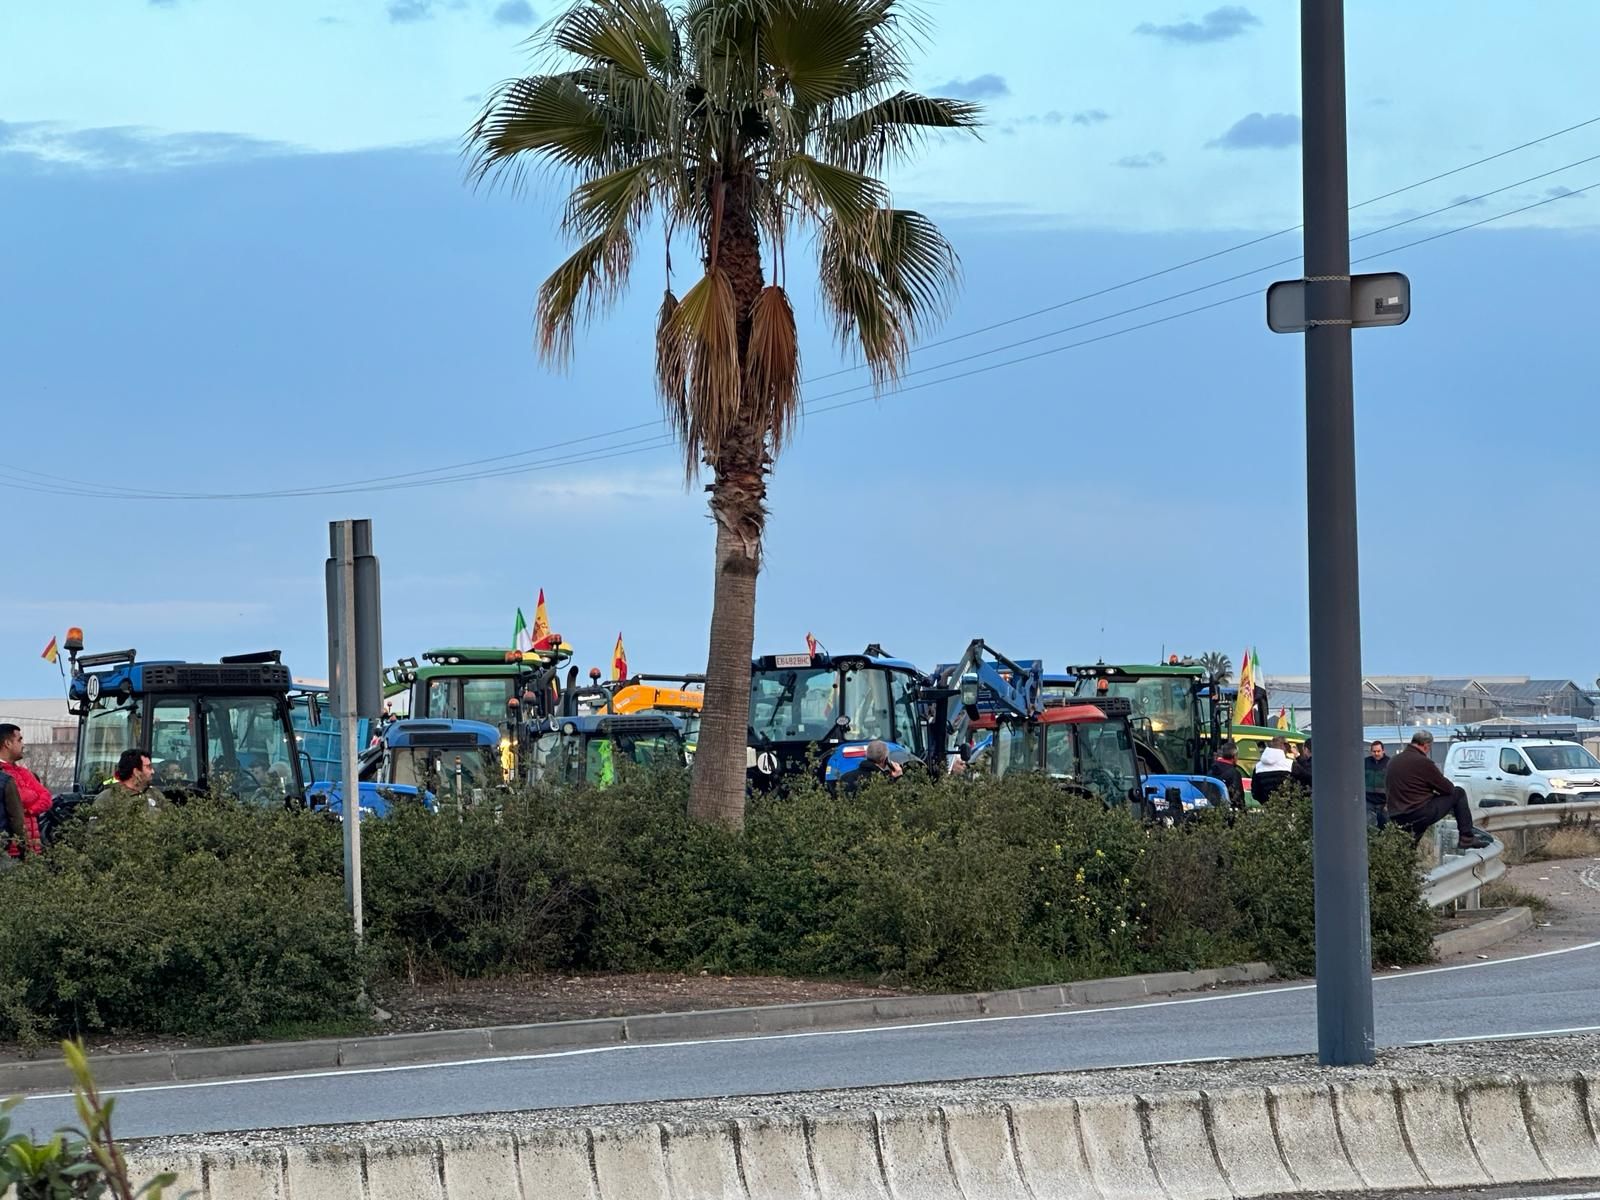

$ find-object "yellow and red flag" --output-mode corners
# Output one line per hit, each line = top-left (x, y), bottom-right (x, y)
(805, 632), (819, 656)
(41, 636), (58, 664)
(530, 589), (555, 651)
(611, 633), (628, 681)
(1231, 645), (1255, 728)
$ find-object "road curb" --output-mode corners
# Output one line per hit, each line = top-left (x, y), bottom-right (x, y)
(0, 962), (1273, 1095)
(1432, 905), (1534, 958)
(121, 1070), (1600, 1198)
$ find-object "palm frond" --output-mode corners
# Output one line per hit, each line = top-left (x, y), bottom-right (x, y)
(771, 153), (888, 224)
(535, 229), (637, 362)
(564, 156), (666, 240)
(760, 0), (895, 107)
(552, 2), (652, 78)
(468, 75), (619, 183)
(659, 269), (742, 467)
(743, 285), (801, 453)
(825, 90), (983, 171)
(818, 207), (957, 382)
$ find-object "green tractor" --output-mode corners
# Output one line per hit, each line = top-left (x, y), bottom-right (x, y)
(1068, 658), (1298, 779)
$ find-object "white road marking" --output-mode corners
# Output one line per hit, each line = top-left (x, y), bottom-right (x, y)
(18, 939), (1600, 1104)
(1409, 1024), (1600, 1045)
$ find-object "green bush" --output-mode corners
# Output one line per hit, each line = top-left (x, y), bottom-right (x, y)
(0, 772), (1437, 1042)
(0, 801), (365, 1044)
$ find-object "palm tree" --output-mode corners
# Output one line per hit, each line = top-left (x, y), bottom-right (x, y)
(469, 0), (981, 827)
(1198, 651), (1233, 686)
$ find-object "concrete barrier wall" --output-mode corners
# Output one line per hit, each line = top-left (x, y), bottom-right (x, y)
(123, 1071), (1600, 1200)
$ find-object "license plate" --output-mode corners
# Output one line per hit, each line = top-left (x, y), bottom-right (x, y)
(773, 654), (812, 668)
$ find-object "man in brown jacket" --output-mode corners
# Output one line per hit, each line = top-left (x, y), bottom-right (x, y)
(1386, 730), (1489, 848)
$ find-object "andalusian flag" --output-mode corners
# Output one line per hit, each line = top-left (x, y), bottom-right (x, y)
(513, 608), (532, 653)
(41, 636), (58, 664)
(530, 589), (555, 651)
(1289, 708), (1300, 734)
(1231, 645), (1255, 727)
(805, 632), (819, 656)
(611, 633), (628, 681)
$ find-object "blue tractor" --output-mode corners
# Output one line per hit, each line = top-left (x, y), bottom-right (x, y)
(307, 718), (502, 818)
(57, 631), (311, 825)
(933, 639), (1222, 821)
(746, 646), (928, 787)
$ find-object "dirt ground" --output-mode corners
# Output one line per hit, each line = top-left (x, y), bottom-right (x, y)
(371, 970), (911, 1034)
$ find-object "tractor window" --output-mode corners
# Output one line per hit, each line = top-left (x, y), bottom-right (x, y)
(462, 679), (508, 724)
(149, 699), (199, 788)
(1076, 722), (1138, 801)
(78, 701), (139, 791)
(841, 668), (893, 741)
(201, 695), (294, 802)
(427, 680), (458, 719)
(888, 671), (925, 755)
(750, 668), (837, 742)
(992, 723), (1039, 778)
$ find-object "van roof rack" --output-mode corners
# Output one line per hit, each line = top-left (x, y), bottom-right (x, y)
(1455, 725), (1580, 741)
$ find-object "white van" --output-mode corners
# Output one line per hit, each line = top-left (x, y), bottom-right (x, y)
(1444, 738), (1600, 807)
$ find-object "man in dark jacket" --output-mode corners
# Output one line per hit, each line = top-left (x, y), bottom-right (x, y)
(839, 740), (902, 793)
(1209, 739), (1245, 809)
(1386, 730), (1489, 848)
(1290, 738), (1313, 792)
(1363, 740), (1389, 828)
(0, 769), (24, 867)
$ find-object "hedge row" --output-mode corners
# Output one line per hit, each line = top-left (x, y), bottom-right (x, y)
(0, 774), (1434, 1043)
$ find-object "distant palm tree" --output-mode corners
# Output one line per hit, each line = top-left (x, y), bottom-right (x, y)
(468, 0), (981, 828)
(1199, 651), (1233, 685)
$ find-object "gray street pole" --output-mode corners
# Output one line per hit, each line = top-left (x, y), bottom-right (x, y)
(1301, 0), (1374, 1065)
(334, 522), (365, 940)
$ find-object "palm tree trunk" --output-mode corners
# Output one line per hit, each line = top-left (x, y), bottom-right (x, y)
(689, 464), (764, 828)
(688, 177), (767, 830)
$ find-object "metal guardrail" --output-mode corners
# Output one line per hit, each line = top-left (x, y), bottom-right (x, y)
(1422, 836), (1505, 908)
(1420, 799), (1598, 908)
(1475, 798), (1600, 833)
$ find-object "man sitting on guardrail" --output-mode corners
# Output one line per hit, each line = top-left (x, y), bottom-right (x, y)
(1386, 730), (1489, 849)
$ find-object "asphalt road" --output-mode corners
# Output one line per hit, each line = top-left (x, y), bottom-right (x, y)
(16, 939), (1600, 1139)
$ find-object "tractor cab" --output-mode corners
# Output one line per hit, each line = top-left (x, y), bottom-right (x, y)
(967, 701), (1144, 806)
(596, 674), (705, 755)
(524, 713), (687, 788)
(386, 645), (570, 726)
(308, 718), (502, 817)
(62, 631), (308, 813)
(1069, 660), (1226, 777)
(747, 647), (927, 787)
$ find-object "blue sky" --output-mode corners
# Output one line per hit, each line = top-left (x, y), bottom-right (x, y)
(3, 0), (1599, 697)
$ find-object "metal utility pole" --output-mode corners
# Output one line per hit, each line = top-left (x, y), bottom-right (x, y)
(329, 520), (365, 940)
(1300, 0), (1373, 1066)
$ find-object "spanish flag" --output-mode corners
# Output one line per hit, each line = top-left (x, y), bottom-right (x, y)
(41, 636), (58, 664)
(805, 632), (819, 656)
(1231, 645), (1255, 728)
(531, 589), (555, 651)
(611, 633), (628, 682)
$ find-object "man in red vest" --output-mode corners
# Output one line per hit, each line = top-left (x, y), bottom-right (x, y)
(0, 724), (54, 857)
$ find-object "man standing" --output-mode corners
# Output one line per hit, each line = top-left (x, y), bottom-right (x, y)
(1386, 730), (1489, 848)
(94, 750), (167, 817)
(1363, 739), (1389, 828)
(1253, 737), (1294, 805)
(1209, 738), (1245, 809)
(0, 724), (53, 857)
(1291, 738), (1314, 792)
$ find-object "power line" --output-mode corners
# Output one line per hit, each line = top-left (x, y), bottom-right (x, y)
(6, 164), (1594, 503)
(803, 113), (1600, 381)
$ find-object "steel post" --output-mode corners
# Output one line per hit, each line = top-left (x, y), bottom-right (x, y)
(1301, 0), (1374, 1065)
